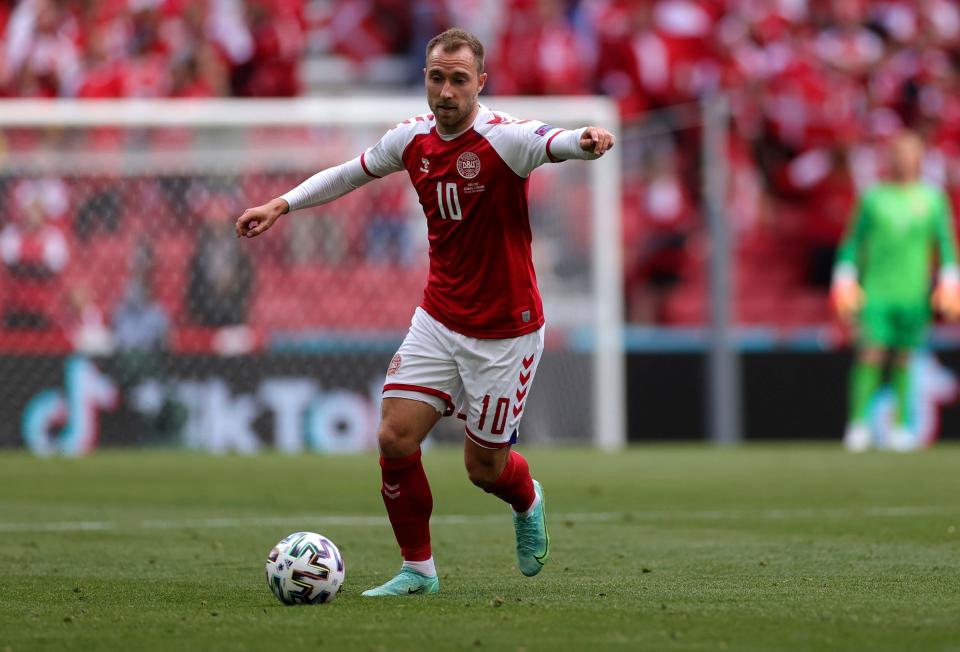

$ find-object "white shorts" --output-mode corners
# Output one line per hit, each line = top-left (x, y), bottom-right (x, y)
(383, 307), (545, 448)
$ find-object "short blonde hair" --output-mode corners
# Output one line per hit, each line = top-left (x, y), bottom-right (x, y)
(425, 28), (485, 74)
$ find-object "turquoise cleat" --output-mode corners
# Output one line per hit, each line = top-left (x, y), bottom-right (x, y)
(514, 479), (549, 577)
(361, 568), (440, 597)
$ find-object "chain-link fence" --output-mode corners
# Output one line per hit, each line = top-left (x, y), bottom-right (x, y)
(0, 97), (623, 454)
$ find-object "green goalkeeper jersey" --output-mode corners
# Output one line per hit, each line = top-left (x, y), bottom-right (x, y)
(835, 182), (959, 305)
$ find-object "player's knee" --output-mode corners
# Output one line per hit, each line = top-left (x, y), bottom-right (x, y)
(464, 456), (499, 490)
(377, 422), (417, 458)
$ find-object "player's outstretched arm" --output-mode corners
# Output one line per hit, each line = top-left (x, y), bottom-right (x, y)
(236, 198), (289, 238)
(540, 125), (614, 163)
(578, 126), (615, 156)
(491, 119), (615, 177)
(235, 156), (379, 239)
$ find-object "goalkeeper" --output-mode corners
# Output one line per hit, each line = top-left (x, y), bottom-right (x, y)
(831, 130), (960, 451)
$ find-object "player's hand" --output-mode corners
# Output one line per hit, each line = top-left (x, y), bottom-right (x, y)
(580, 127), (615, 156)
(236, 198), (288, 238)
(932, 279), (960, 321)
(830, 277), (865, 321)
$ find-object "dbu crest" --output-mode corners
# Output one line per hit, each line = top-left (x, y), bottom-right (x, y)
(457, 152), (481, 179)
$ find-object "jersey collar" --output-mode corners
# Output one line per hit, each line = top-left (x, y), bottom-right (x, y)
(436, 104), (490, 141)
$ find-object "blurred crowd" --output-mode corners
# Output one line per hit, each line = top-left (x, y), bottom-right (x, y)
(0, 0), (303, 97)
(4, 0), (960, 347)
(0, 168), (432, 354)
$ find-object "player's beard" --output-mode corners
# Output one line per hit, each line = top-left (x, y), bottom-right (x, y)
(431, 97), (476, 132)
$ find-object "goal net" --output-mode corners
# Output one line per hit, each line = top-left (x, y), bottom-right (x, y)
(0, 97), (623, 455)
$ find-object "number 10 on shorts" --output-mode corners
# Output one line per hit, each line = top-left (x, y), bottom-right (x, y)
(478, 395), (511, 435)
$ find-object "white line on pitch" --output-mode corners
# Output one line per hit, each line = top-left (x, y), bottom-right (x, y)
(0, 505), (956, 533)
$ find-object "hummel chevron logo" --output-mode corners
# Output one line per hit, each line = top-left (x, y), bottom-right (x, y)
(516, 387), (528, 401)
(519, 371), (531, 385)
(522, 355), (535, 369)
(513, 404), (523, 417)
(383, 482), (400, 499)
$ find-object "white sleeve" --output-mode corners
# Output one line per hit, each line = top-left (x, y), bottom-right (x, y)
(279, 157), (373, 212)
(360, 124), (411, 178)
(545, 127), (602, 163)
(487, 121), (599, 178)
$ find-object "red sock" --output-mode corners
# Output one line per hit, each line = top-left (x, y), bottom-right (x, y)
(486, 450), (536, 513)
(380, 449), (433, 561)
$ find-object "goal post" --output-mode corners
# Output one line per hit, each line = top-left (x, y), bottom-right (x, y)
(0, 97), (624, 453)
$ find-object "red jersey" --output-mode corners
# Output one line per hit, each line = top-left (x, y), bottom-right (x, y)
(360, 105), (579, 339)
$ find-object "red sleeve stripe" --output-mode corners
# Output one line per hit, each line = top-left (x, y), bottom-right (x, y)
(360, 152), (381, 178)
(545, 130), (565, 163)
(383, 383), (453, 414)
(465, 427), (512, 449)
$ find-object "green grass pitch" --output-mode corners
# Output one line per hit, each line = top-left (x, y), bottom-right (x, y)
(1, 445), (959, 651)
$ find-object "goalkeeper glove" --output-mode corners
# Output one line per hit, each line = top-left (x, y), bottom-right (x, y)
(830, 277), (865, 321)
(932, 278), (960, 320)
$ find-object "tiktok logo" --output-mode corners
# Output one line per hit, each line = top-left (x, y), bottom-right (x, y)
(22, 356), (118, 456)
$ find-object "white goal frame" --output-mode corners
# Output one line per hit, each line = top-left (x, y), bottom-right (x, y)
(0, 97), (625, 450)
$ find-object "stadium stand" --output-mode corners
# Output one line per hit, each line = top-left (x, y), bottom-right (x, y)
(3, 0), (960, 353)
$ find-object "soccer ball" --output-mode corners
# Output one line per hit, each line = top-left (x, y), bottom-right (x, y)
(265, 532), (345, 605)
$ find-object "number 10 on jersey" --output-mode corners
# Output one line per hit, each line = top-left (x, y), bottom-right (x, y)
(436, 182), (462, 221)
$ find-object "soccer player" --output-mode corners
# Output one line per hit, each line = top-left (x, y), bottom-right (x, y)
(831, 130), (960, 451)
(235, 28), (615, 595)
